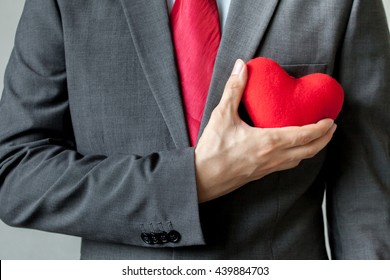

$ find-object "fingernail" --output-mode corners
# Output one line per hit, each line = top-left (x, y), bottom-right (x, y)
(327, 119), (334, 129)
(232, 59), (244, 75)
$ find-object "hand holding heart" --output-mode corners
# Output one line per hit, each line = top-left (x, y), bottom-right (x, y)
(195, 59), (337, 203)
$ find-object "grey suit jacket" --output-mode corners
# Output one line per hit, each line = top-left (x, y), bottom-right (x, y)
(0, 0), (389, 259)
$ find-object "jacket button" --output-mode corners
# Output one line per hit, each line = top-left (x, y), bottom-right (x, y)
(150, 232), (160, 244)
(141, 233), (152, 244)
(159, 231), (169, 243)
(168, 230), (181, 243)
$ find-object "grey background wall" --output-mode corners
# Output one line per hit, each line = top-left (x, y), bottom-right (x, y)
(1, 0), (390, 260)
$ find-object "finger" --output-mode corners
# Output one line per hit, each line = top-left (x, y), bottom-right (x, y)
(218, 59), (248, 113)
(268, 119), (335, 148)
(285, 124), (337, 161)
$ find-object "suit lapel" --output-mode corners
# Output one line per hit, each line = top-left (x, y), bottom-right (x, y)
(120, 0), (190, 148)
(198, 0), (280, 140)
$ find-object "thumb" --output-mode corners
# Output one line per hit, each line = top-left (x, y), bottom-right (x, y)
(218, 59), (248, 113)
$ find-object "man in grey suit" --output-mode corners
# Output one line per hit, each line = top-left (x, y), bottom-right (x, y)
(0, 0), (389, 259)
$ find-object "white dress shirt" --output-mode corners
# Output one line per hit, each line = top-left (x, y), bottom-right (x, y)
(166, 0), (232, 31)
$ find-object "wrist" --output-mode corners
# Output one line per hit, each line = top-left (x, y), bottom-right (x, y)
(194, 146), (244, 203)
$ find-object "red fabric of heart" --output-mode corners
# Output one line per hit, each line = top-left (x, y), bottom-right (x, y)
(242, 57), (344, 128)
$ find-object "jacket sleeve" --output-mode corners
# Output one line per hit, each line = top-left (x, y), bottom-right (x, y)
(326, 0), (390, 259)
(0, 0), (205, 248)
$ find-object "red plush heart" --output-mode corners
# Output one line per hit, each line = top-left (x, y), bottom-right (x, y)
(242, 57), (344, 127)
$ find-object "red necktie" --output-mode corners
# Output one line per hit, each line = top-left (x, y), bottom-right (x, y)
(170, 0), (221, 146)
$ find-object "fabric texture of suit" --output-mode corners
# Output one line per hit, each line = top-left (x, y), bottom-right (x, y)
(0, 0), (389, 259)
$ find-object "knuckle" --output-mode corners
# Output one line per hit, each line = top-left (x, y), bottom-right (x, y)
(227, 77), (243, 90)
(293, 159), (301, 167)
(283, 160), (300, 170)
(264, 132), (281, 151)
(211, 107), (226, 121)
(268, 160), (281, 171)
(254, 150), (266, 162)
(289, 160), (301, 169)
(295, 132), (311, 145)
(286, 154), (299, 164)
(304, 147), (318, 158)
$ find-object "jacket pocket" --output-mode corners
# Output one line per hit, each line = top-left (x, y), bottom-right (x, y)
(281, 63), (328, 78)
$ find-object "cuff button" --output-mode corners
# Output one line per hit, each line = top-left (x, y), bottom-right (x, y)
(141, 233), (152, 244)
(159, 231), (169, 243)
(168, 230), (181, 243)
(150, 232), (160, 244)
